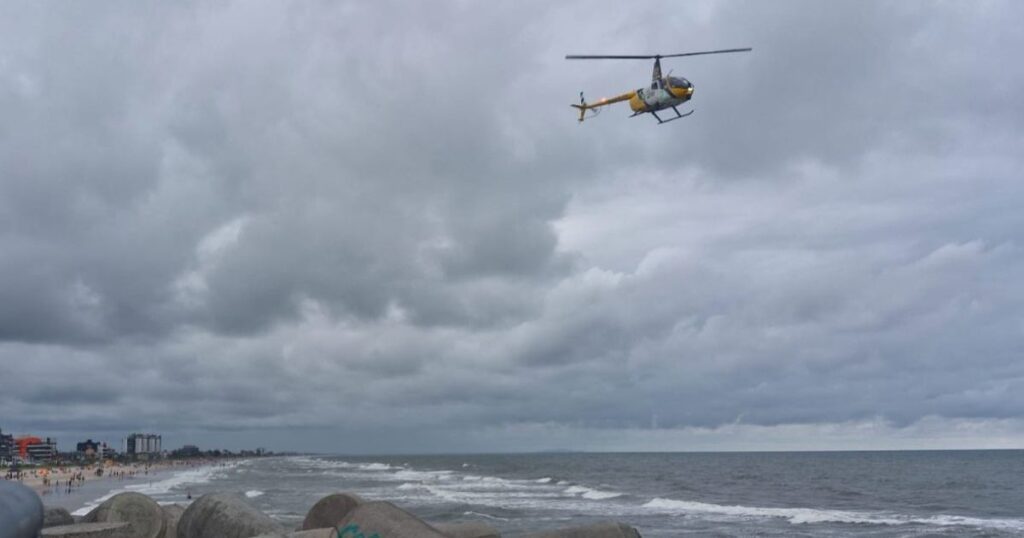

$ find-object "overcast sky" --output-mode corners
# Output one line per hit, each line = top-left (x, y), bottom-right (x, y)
(1, 0), (1023, 454)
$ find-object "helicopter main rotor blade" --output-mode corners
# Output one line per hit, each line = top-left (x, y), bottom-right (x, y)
(565, 55), (659, 59)
(659, 48), (752, 58)
(565, 48), (751, 60)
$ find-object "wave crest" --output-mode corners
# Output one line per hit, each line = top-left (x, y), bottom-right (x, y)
(641, 498), (1024, 531)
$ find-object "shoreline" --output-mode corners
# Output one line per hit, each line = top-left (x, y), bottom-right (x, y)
(2, 458), (235, 513)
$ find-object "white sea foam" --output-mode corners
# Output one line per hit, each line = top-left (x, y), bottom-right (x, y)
(641, 498), (1024, 531)
(299, 457), (423, 482)
(71, 463), (236, 516)
(917, 514), (1024, 532)
(289, 456), (394, 472)
(294, 455), (627, 515)
(463, 511), (510, 522)
(245, 490), (264, 498)
(582, 490), (623, 500)
(360, 463), (395, 471)
(563, 485), (623, 500)
(126, 464), (236, 496)
(71, 489), (122, 517)
(390, 469), (456, 482)
(642, 498), (903, 525)
(461, 475), (524, 487)
(422, 485), (563, 504)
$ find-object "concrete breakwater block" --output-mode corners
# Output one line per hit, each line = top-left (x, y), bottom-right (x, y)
(250, 530), (336, 538)
(336, 501), (450, 538)
(432, 522), (502, 538)
(41, 522), (132, 538)
(161, 504), (185, 538)
(521, 522), (641, 538)
(301, 493), (365, 530)
(83, 492), (166, 538)
(0, 480), (44, 538)
(44, 506), (76, 528)
(289, 530), (336, 538)
(176, 493), (285, 538)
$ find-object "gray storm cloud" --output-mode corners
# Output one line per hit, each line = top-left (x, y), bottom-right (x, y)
(1, 0), (1023, 452)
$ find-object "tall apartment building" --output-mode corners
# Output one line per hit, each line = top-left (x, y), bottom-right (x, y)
(0, 428), (13, 462)
(126, 433), (162, 458)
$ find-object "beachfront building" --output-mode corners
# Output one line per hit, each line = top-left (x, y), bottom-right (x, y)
(77, 439), (100, 459)
(25, 437), (58, 463)
(174, 444), (201, 458)
(126, 433), (162, 459)
(0, 428), (13, 464)
(15, 436), (41, 461)
(101, 443), (117, 459)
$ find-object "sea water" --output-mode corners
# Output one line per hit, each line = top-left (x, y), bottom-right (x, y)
(62, 451), (1024, 536)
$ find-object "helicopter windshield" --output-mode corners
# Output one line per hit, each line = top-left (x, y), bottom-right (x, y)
(668, 77), (691, 88)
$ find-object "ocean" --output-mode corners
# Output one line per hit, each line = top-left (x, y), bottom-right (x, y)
(48, 451), (1024, 537)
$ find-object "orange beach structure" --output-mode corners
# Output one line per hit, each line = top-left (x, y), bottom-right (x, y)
(15, 436), (42, 458)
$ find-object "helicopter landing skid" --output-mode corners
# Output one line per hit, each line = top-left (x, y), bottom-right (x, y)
(650, 106), (693, 124)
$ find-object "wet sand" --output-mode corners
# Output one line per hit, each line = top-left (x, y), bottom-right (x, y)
(3, 459), (215, 511)
(36, 467), (184, 511)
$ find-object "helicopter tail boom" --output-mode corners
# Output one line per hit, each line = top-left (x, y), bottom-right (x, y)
(571, 90), (636, 122)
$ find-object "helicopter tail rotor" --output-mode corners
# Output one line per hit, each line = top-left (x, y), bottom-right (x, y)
(571, 90), (631, 122)
(571, 92), (588, 122)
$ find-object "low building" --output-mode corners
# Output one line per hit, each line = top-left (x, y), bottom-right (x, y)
(101, 444), (117, 460)
(77, 439), (100, 459)
(25, 437), (58, 463)
(173, 444), (201, 458)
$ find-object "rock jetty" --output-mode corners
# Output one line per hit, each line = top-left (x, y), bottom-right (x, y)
(30, 490), (642, 538)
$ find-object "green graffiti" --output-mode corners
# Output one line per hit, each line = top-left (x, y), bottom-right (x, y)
(338, 524), (361, 538)
(337, 523), (380, 538)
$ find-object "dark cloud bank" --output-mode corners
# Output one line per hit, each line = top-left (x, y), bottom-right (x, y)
(1, 0), (1023, 453)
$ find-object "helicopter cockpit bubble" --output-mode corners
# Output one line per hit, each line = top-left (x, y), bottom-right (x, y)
(668, 77), (692, 88)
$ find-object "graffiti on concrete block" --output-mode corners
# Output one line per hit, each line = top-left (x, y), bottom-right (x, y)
(337, 523), (381, 538)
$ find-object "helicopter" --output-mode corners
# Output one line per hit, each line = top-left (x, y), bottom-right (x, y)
(566, 48), (751, 124)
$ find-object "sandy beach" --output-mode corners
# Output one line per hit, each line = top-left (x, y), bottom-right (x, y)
(3, 459), (214, 500)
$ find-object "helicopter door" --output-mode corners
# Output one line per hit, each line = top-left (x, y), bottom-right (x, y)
(642, 84), (666, 107)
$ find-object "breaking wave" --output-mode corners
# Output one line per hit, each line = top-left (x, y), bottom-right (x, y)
(463, 510), (510, 522)
(563, 485), (623, 500)
(641, 498), (1024, 531)
(294, 456), (628, 514)
(72, 463), (238, 516)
